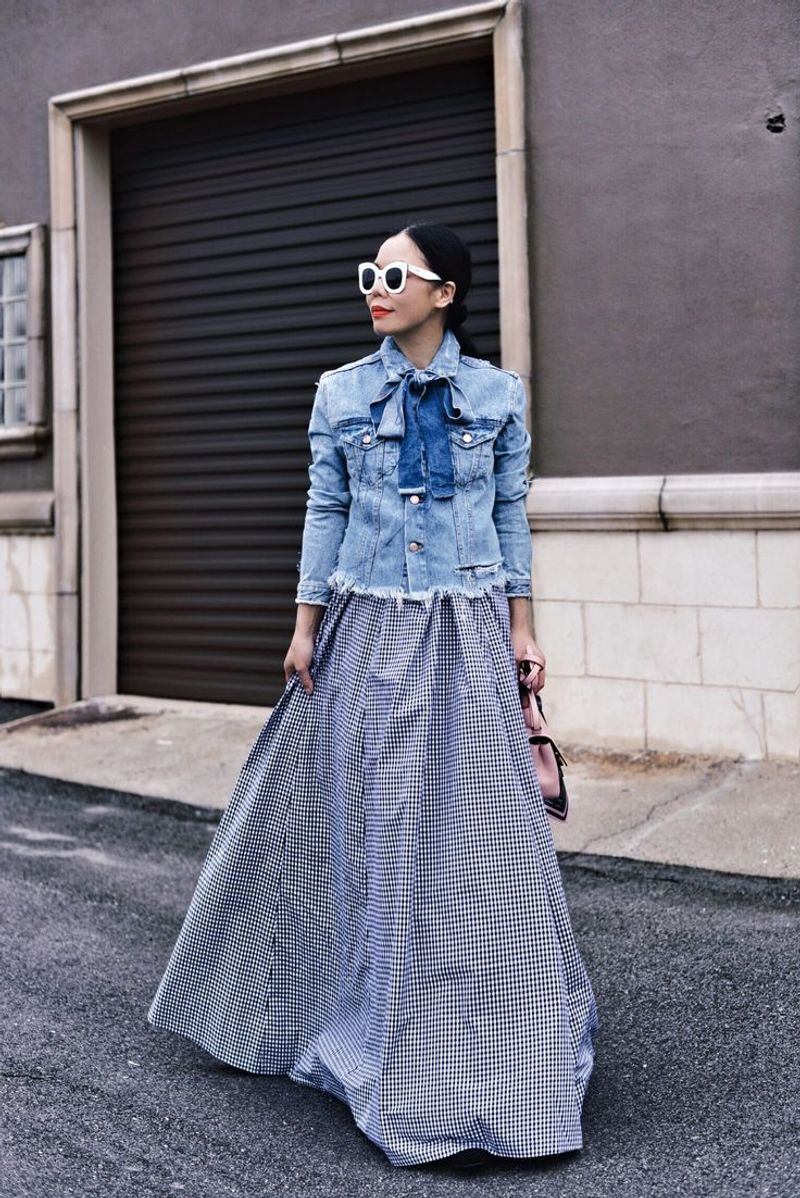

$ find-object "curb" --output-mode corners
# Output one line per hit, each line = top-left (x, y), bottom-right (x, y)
(3, 764), (798, 896)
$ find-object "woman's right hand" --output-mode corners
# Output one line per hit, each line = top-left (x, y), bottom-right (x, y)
(283, 633), (316, 694)
(286, 603), (325, 694)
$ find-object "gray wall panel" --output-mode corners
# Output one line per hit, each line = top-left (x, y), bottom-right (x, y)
(0, 0), (796, 496)
(524, 0), (800, 475)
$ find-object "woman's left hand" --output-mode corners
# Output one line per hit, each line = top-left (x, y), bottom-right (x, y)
(512, 629), (546, 693)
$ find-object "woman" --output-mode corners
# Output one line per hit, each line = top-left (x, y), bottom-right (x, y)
(147, 222), (600, 1170)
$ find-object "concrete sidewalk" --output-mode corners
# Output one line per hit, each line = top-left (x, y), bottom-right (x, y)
(0, 692), (797, 879)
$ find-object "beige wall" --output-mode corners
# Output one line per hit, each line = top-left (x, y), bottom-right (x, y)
(0, 534), (58, 701)
(531, 529), (799, 761)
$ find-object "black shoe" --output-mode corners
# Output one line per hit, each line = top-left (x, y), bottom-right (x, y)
(445, 1148), (494, 1169)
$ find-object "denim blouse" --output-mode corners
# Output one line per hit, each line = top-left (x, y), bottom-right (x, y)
(295, 328), (533, 605)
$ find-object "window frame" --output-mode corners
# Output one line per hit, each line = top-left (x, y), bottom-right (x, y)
(0, 222), (48, 458)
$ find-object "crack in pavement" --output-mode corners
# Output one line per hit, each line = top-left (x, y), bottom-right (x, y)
(576, 762), (735, 855)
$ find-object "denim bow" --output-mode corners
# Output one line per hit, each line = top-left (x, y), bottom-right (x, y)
(370, 333), (476, 500)
(389, 374), (456, 498)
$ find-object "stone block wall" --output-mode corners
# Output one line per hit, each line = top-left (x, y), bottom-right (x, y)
(532, 530), (799, 761)
(0, 534), (58, 702)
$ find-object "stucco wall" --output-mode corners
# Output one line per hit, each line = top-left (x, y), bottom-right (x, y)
(0, 0), (797, 487)
(524, 0), (799, 476)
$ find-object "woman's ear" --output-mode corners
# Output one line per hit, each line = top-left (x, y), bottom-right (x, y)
(438, 280), (455, 309)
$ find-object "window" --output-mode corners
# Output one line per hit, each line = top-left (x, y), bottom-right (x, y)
(0, 223), (48, 457)
(1, 252), (28, 425)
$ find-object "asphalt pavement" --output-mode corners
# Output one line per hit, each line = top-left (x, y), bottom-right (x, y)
(2, 766), (798, 1198)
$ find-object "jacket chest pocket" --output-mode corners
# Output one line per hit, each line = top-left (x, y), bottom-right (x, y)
(338, 423), (399, 486)
(447, 421), (502, 486)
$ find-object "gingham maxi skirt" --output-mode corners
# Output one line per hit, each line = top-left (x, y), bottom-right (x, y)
(147, 583), (600, 1167)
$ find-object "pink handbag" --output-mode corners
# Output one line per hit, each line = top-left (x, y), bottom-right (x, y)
(518, 659), (569, 821)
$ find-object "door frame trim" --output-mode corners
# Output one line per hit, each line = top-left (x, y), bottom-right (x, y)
(47, 0), (527, 701)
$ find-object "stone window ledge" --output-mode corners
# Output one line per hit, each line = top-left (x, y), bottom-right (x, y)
(0, 425), (50, 459)
(0, 492), (54, 531)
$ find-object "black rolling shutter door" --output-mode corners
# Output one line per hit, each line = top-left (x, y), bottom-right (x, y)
(110, 55), (499, 706)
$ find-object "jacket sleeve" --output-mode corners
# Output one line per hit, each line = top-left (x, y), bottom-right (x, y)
(492, 372), (533, 598)
(295, 375), (352, 605)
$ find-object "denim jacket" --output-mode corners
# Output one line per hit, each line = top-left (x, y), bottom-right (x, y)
(295, 328), (533, 605)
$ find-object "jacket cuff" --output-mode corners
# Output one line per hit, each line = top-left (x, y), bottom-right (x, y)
(295, 583), (331, 605)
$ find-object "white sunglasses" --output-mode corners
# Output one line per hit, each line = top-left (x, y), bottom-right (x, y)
(357, 260), (444, 295)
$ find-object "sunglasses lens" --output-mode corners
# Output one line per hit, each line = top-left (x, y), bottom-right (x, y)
(359, 265), (376, 292)
(384, 265), (404, 292)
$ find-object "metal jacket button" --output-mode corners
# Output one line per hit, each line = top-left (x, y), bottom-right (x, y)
(362, 433), (372, 444)
(409, 541), (422, 551)
(410, 495), (421, 504)
(462, 432), (473, 442)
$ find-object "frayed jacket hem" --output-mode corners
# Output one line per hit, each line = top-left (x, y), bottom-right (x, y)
(326, 569), (504, 608)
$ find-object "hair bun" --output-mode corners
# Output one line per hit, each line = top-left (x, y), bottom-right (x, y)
(450, 301), (468, 328)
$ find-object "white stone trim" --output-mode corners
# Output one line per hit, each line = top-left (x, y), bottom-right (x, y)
(527, 472), (800, 531)
(0, 493), (54, 530)
(493, 0), (531, 396)
(49, 3), (507, 115)
(0, 426), (51, 458)
(0, 222), (40, 243)
(73, 123), (119, 700)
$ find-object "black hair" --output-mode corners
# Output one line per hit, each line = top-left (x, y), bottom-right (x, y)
(382, 220), (480, 358)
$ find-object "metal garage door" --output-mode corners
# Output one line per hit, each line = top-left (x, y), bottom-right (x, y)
(110, 55), (499, 706)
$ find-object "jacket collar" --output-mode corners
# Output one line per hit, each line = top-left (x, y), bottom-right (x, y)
(379, 328), (461, 382)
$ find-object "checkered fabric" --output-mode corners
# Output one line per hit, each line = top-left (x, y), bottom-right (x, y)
(147, 583), (600, 1167)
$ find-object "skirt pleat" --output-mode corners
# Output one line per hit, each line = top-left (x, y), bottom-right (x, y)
(147, 584), (600, 1166)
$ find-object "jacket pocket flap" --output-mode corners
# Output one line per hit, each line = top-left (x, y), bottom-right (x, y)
(447, 421), (502, 448)
(337, 422), (383, 449)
